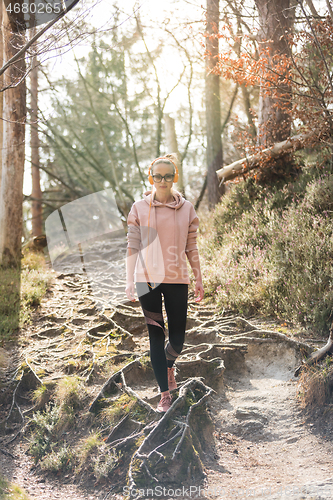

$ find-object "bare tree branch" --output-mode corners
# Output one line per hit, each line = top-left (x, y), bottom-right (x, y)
(69, 42), (126, 209)
(0, 0), (81, 81)
(326, 0), (333, 22)
(164, 28), (194, 162)
(221, 83), (238, 135)
(297, 0), (333, 98)
(305, 0), (320, 17)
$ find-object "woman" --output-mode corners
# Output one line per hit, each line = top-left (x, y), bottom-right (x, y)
(125, 154), (204, 413)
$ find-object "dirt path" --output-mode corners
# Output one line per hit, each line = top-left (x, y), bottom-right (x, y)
(205, 343), (333, 499)
(0, 271), (124, 500)
(1, 241), (333, 499)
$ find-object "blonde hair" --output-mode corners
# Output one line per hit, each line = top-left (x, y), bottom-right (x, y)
(151, 153), (179, 175)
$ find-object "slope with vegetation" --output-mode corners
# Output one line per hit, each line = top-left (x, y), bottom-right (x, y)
(200, 152), (333, 335)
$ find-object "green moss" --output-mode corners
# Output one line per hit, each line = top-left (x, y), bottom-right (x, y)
(139, 355), (153, 370)
(134, 435), (145, 448)
(130, 457), (156, 488)
(0, 474), (30, 499)
(178, 434), (203, 481)
(183, 392), (196, 414)
(98, 393), (136, 424)
(130, 402), (150, 423)
(0, 252), (52, 340)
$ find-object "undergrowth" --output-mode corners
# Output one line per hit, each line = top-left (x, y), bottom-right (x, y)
(199, 157), (333, 334)
(297, 356), (333, 408)
(0, 251), (53, 341)
(27, 378), (148, 480)
(0, 475), (30, 500)
(20, 252), (53, 326)
(98, 393), (137, 425)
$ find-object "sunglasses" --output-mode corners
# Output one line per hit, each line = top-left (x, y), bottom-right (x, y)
(152, 173), (175, 183)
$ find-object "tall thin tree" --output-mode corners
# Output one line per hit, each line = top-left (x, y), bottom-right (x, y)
(30, 31), (43, 237)
(0, 5), (3, 199)
(205, 0), (223, 209)
(164, 114), (185, 196)
(0, 3), (26, 267)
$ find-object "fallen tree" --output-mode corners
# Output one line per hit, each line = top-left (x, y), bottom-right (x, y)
(294, 321), (333, 377)
(216, 131), (317, 182)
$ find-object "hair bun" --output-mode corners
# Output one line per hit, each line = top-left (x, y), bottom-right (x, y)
(165, 153), (180, 167)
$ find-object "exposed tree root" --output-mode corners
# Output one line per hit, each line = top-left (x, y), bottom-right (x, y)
(0, 363), (42, 447)
(127, 378), (214, 491)
(294, 321), (333, 377)
(6, 363), (41, 426)
(89, 356), (154, 414)
(0, 447), (17, 459)
(87, 352), (216, 489)
(3, 257), (317, 491)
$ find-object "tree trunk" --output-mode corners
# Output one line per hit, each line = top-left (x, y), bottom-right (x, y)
(0, 5), (3, 198)
(0, 4), (26, 267)
(205, 0), (223, 210)
(216, 131), (316, 182)
(255, 0), (295, 147)
(30, 41), (43, 238)
(163, 113), (185, 196)
(241, 84), (256, 140)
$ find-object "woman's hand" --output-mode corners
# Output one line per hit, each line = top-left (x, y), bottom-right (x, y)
(194, 280), (204, 302)
(125, 281), (136, 302)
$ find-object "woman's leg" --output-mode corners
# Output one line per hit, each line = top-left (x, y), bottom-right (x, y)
(135, 282), (168, 392)
(161, 284), (188, 367)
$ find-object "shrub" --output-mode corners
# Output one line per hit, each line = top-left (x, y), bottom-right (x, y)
(76, 432), (103, 473)
(54, 375), (87, 413)
(304, 174), (333, 214)
(20, 253), (53, 325)
(91, 446), (119, 481)
(199, 168), (333, 333)
(297, 358), (333, 408)
(28, 404), (61, 462)
(40, 444), (74, 473)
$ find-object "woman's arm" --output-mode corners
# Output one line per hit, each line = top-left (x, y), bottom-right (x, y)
(125, 247), (138, 301)
(186, 248), (204, 302)
(126, 204), (141, 302)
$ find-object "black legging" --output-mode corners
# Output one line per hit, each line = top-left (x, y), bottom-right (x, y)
(136, 282), (188, 393)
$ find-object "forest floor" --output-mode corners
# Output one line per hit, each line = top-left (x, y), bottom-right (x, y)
(1, 245), (333, 500)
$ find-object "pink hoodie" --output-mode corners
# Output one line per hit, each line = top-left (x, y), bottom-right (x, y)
(126, 190), (199, 284)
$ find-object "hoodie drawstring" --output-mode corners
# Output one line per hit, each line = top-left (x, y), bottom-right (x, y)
(145, 190), (184, 271)
(174, 209), (179, 267)
(153, 205), (157, 268)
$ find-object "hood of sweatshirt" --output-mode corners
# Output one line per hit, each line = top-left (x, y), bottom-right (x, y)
(142, 189), (185, 267)
(142, 189), (185, 209)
